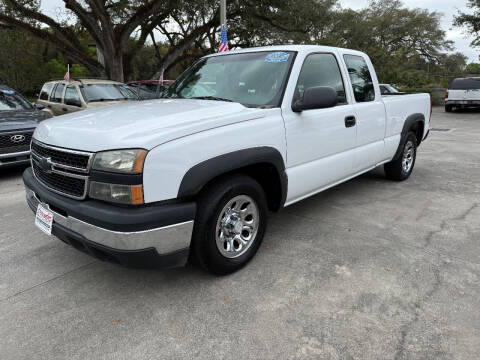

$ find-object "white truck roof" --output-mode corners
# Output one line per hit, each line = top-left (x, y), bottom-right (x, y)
(204, 44), (368, 58)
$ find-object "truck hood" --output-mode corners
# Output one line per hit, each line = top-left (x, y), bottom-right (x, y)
(0, 109), (51, 133)
(33, 99), (266, 152)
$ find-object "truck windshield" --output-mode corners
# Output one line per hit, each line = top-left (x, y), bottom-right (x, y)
(80, 84), (138, 103)
(164, 51), (295, 108)
(450, 78), (480, 90)
(0, 89), (33, 111)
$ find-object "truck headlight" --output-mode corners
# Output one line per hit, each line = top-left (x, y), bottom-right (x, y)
(92, 149), (147, 174)
(89, 182), (144, 205)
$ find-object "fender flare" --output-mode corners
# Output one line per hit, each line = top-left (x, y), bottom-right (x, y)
(392, 113), (425, 160)
(178, 147), (288, 208)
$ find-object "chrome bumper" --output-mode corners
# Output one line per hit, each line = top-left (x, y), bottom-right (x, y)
(26, 187), (194, 254)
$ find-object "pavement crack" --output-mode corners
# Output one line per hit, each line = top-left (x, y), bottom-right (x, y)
(422, 203), (478, 249)
(0, 261), (96, 303)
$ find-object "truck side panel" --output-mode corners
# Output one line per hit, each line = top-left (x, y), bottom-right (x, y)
(142, 109), (287, 203)
(382, 93), (430, 159)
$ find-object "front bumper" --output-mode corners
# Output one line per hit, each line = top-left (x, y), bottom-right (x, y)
(23, 167), (196, 268)
(0, 150), (30, 168)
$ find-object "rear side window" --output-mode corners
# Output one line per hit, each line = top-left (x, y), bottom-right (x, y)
(51, 84), (65, 103)
(39, 83), (53, 100)
(294, 53), (347, 105)
(450, 78), (480, 90)
(344, 55), (375, 102)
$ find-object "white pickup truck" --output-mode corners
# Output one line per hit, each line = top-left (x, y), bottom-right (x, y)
(24, 45), (431, 274)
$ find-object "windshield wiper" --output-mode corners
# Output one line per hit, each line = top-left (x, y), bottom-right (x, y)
(190, 96), (234, 102)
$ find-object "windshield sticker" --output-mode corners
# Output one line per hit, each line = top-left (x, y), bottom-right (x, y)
(0, 90), (15, 95)
(265, 52), (290, 63)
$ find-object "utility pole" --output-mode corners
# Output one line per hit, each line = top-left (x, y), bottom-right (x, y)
(220, 0), (226, 27)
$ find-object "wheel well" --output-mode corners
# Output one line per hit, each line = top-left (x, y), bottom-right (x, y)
(409, 121), (424, 146)
(199, 162), (285, 212)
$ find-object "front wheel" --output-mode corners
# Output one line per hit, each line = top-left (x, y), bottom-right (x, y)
(191, 175), (268, 275)
(384, 132), (417, 181)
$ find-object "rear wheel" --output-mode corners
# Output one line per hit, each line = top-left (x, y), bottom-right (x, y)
(191, 175), (268, 275)
(445, 104), (453, 112)
(384, 132), (417, 181)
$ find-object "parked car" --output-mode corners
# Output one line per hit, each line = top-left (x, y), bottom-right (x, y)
(445, 77), (480, 112)
(23, 45), (431, 274)
(379, 83), (402, 95)
(37, 79), (139, 116)
(0, 85), (51, 168)
(127, 80), (175, 99)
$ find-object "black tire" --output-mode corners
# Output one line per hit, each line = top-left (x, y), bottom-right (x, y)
(384, 132), (417, 181)
(445, 105), (453, 112)
(191, 174), (268, 275)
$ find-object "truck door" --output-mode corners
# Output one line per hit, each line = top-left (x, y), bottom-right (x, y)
(343, 54), (386, 172)
(282, 52), (357, 204)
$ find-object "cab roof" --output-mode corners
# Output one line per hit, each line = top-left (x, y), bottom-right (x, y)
(204, 44), (367, 58)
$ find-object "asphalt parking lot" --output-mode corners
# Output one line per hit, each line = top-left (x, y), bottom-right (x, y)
(1, 107), (479, 359)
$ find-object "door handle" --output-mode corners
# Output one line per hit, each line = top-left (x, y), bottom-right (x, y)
(345, 115), (356, 128)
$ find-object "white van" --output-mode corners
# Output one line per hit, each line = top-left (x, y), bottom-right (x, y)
(445, 77), (480, 112)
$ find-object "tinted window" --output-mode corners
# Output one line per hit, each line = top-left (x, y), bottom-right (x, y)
(165, 51), (295, 107)
(450, 78), (480, 90)
(51, 84), (65, 103)
(344, 55), (375, 102)
(294, 53), (346, 105)
(0, 89), (33, 110)
(65, 86), (81, 107)
(39, 83), (53, 100)
(79, 84), (138, 102)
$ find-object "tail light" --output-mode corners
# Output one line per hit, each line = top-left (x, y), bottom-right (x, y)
(445, 90), (449, 99)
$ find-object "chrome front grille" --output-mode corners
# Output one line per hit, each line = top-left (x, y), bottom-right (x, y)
(0, 130), (34, 155)
(31, 140), (93, 200)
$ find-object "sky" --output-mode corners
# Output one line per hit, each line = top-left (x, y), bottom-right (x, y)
(40, 0), (478, 62)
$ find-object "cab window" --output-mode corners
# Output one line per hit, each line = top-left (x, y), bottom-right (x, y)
(294, 53), (347, 105)
(39, 83), (53, 100)
(344, 55), (375, 102)
(51, 84), (65, 103)
(64, 86), (82, 107)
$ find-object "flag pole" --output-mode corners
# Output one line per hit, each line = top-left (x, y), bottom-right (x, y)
(220, 0), (226, 27)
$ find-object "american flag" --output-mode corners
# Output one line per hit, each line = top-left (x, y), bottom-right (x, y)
(218, 25), (229, 53)
(64, 64), (70, 81)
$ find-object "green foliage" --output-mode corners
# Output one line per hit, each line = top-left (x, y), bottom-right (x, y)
(0, 29), (89, 95)
(466, 62), (480, 74)
(455, 0), (480, 48)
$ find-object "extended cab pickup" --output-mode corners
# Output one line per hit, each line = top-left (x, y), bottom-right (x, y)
(23, 45), (431, 274)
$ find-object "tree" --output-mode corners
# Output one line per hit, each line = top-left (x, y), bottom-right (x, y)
(0, 0), (175, 81)
(0, 0), (333, 82)
(466, 62), (480, 74)
(322, 0), (453, 85)
(454, 0), (480, 48)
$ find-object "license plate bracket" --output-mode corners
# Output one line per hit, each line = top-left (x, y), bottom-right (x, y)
(35, 204), (54, 235)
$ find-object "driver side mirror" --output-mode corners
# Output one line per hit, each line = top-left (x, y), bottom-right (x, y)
(292, 86), (338, 112)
